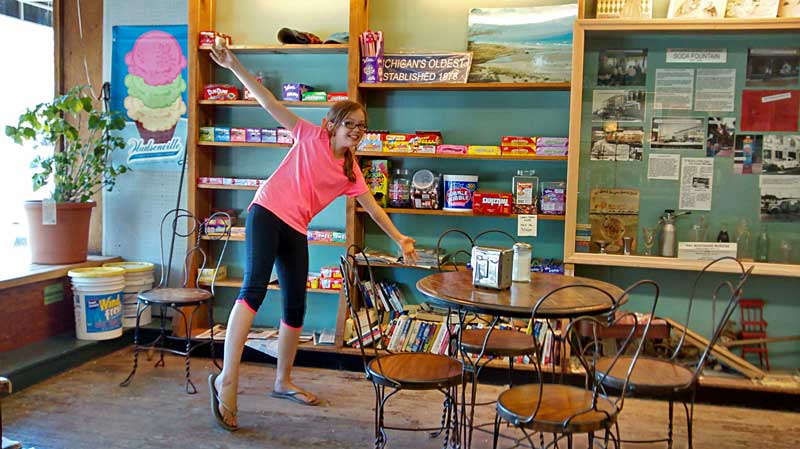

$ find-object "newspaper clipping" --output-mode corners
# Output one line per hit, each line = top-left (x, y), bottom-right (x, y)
(654, 68), (695, 110)
(679, 157), (714, 210)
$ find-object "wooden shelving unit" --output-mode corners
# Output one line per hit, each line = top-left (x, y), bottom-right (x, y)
(199, 277), (341, 295)
(576, 18), (800, 32)
(356, 151), (568, 161)
(355, 207), (566, 221)
(198, 43), (348, 54)
(199, 100), (337, 108)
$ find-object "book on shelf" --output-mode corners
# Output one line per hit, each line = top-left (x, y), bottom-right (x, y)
(314, 328), (336, 345)
(195, 324), (279, 341)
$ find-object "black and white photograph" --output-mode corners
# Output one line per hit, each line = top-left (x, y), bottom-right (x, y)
(592, 89), (646, 122)
(706, 117), (736, 157)
(760, 174), (800, 222)
(763, 134), (800, 174)
(650, 117), (705, 150)
(590, 125), (644, 161)
(597, 49), (647, 86)
(734, 134), (764, 175)
(691, 176), (711, 189)
(746, 48), (800, 87)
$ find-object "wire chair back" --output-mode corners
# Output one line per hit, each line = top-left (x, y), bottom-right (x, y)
(340, 247), (402, 389)
(157, 208), (231, 296)
(434, 228), (519, 272)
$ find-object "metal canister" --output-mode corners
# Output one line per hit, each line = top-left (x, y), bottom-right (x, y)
(471, 245), (513, 289)
(512, 243), (532, 282)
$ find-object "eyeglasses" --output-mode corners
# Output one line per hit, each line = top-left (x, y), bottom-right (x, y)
(341, 120), (367, 131)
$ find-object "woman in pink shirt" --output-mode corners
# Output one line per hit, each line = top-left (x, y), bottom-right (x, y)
(208, 41), (418, 430)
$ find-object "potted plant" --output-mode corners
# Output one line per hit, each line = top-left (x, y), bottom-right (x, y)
(5, 85), (129, 264)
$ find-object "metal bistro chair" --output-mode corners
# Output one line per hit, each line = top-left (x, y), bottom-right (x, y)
(492, 280), (660, 449)
(594, 257), (754, 449)
(436, 229), (537, 448)
(341, 250), (463, 449)
(120, 208), (231, 394)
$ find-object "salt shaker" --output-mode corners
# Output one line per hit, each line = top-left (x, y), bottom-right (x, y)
(512, 243), (532, 282)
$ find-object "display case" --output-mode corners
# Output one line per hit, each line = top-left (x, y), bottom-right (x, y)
(563, 14), (800, 276)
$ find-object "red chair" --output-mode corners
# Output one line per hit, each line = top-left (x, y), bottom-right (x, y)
(739, 299), (770, 370)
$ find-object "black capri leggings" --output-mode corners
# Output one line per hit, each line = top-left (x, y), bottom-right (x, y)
(236, 204), (308, 328)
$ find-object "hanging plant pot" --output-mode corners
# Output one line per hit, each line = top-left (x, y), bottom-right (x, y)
(24, 201), (96, 264)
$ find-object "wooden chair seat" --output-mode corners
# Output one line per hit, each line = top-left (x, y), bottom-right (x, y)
(497, 384), (618, 434)
(367, 352), (462, 390)
(459, 328), (535, 357)
(139, 287), (212, 305)
(595, 356), (694, 395)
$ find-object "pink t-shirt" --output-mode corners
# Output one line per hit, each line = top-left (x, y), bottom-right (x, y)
(250, 119), (369, 234)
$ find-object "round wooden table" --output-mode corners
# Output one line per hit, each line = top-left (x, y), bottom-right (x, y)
(416, 271), (625, 319)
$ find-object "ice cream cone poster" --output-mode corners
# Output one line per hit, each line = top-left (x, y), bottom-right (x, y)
(111, 25), (188, 169)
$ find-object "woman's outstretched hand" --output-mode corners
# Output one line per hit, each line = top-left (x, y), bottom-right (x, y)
(210, 38), (237, 70)
(399, 235), (418, 266)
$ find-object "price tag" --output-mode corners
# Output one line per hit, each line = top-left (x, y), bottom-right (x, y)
(42, 198), (57, 225)
(517, 214), (537, 237)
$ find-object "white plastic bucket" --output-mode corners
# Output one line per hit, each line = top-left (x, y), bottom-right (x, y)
(104, 262), (155, 327)
(443, 174), (478, 212)
(68, 267), (126, 340)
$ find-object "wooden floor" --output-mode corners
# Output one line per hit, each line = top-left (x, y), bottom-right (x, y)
(3, 349), (799, 449)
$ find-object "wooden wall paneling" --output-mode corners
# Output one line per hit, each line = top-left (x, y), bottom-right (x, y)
(0, 278), (74, 353)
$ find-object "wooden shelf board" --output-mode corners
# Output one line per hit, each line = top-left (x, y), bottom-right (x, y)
(578, 18), (800, 32)
(199, 100), (337, 108)
(198, 141), (291, 149)
(199, 43), (348, 54)
(359, 82), (570, 91)
(356, 151), (567, 161)
(564, 253), (800, 278)
(201, 234), (345, 246)
(356, 261), (462, 272)
(356, 207), (566, 220)
(200, 277), (341, 294)
(197, 183), (259, 191)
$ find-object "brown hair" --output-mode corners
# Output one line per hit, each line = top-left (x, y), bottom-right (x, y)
(326, 100), (366, 182)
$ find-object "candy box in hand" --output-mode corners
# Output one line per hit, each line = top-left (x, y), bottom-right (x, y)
(203, 84), (239, 101)
(472, 192), (513, 215)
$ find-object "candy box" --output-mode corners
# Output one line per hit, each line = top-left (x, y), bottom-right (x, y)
(535, 137), (568, 147)
(301, 91), (328, 102)
(327, 92), (348, 102)
(214, 127), (230, 142)
(203, 84), (239, 101)
(282, 83), (313, 101)
(436, 144), (468, 155)
(198, 265), (227, 283)
(501, 146), (537, 156)
(277, 128), (293, 144)
(535, 146), (569, 156)
(358, 132), (385, 152)
(467, 145), (501, 155)
(383, 134), (414, 153)
(501, 136), (536, 155)
(472, 192), (513, 215)
(246, 128), (261, 143)
(320, 266), (343, 279)
(362, 159), (390, 207)
(230, 127), (247, 142)
(261, 128), (277, 143)
(307, 273), (320, 289)
(410, 132), (441, 154)
(199, 31), (217, 47)
(199, 127), (215, 142)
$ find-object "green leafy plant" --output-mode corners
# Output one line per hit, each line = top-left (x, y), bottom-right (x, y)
(5, 85), (129, 203)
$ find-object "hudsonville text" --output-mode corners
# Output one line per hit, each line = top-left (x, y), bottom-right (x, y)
(382, 53), (472, 83)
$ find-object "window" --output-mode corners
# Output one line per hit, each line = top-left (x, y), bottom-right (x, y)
(0, 0), (53, 263)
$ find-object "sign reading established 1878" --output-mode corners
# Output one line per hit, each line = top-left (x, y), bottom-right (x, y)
(382, 53), (473, 83)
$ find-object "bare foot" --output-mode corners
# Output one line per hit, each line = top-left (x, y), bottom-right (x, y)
(215, 374), (238, 427)
(274, 380), (319, 405)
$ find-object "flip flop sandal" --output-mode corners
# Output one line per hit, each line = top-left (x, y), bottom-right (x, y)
(270, 389), (322, 406)
(209, 373), (238, 431)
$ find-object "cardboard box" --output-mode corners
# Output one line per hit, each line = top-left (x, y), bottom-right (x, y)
(277, 128), (293, 144)
(282, 83), (313, 101)
(301, 91), (328, 102)
(472, 192), (513, 215)
(358, 132), (385, 152)
(261, 128), (277, 143)
(199, 127), (215, 142)
(436, 144), (467, 155)
(214, 127), (230, 142)
(362, 159), (390, 207)
(383, 134), (414, 153)
(246, 128), (261, 143)
(327, 92), (348, 102)
(230, 128), (247, 142)
(467, 145), (501, 155)
(198, 265), (228, 283)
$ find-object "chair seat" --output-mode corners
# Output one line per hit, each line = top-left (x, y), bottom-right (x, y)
(497, 384), (618, 434)
(139, 288), (213, 305)
(367, 352), (462, 390)
(459, 328), (535, 357)
(595, 356), (694, 395)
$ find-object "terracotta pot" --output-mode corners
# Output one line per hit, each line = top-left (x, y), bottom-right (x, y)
(24, 201), (96, 264)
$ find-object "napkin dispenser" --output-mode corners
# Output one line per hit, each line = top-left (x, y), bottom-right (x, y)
(471, 245), (513, 290)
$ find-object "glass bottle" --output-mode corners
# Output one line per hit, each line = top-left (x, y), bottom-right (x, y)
(388, 168), (411, 208)
(716, 223), (730, 243)
(755, 224), (769, 262)
(512, 243), (532, 282)
(735, 218), (751, 260)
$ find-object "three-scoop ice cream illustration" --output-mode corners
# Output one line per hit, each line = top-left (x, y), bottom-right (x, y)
(123, 30), (187, 143)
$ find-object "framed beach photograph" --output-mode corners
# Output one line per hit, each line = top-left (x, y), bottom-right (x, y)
(466, 3), (578, 83)
(725, 0), (780, 18)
